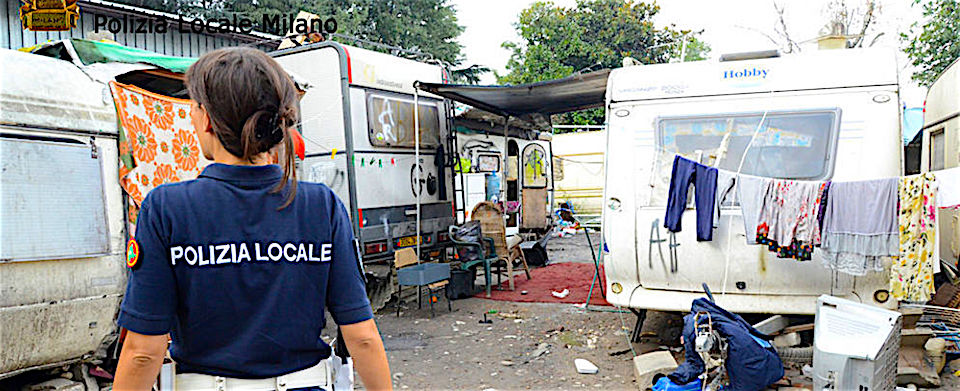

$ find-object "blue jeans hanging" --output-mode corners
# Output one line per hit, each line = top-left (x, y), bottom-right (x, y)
(664, 156), (718, 241)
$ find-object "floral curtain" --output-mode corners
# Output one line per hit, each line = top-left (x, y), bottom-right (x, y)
(110, 82), (211, 232)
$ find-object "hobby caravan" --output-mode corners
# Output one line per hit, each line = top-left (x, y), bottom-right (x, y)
(601, 49), (902, 315)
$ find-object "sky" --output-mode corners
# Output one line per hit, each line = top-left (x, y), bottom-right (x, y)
(450, 0), (926, 104)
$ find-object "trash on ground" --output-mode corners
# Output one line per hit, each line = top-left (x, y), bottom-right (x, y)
(551, 289), (570, 298)
(479, 313), (493, 324)
(633, 351), (678, 389)
(575, 358), (598, 374)
(525, 343), (550, 363)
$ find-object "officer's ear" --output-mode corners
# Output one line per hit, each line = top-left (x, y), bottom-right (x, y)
(190, 101), (213, 135)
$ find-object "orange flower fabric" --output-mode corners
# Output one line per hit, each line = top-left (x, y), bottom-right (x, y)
(126, 116), (157, 162)
(152, 163), (179, 187)
(109, 82), (211, 224)
(172, 129), (201, 172)
(144, 96), (175, 129)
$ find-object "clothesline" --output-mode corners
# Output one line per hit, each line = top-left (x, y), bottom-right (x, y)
(662, 153), (957, 303)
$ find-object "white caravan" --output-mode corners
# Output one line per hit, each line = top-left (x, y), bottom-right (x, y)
(920, 57), (960, 272)
(271, 43), (456, 304)
(0, 48), (127, 379)
(450, 110), (554, 236)
(601, 49), (902, 315)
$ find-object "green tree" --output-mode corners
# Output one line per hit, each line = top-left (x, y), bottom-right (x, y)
(110, 0), (487, 83)
(901, 0), (960, 87)
(500, 0), (709, 128)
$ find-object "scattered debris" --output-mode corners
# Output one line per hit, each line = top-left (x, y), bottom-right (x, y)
(498, 312), (521, 319)
(753, 315), (790, 335)
(632, 351), (678, 389)
(521, 290), (529, 295)
(608, 348), (632, 356)
(575, 358), (598, 374)
(551, 289), (570, 299)
(780, 323), (815, 335)
(525, 343), (551, 363)
(22, 378), (84, 391)
(500, 360), (515, 366)
(773, 332), (801, 348)
(479, 313), (493, 324)
(393, 372), (404, 380)
(925, 338), (947, 373)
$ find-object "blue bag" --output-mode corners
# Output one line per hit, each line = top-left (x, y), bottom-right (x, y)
(668, 298), (784, 391)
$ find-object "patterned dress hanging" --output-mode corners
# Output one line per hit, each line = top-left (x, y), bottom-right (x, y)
(891, 173), (938, 302)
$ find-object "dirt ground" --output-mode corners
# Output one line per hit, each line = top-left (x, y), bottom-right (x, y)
(336, 231), (960, 391)
(370, 298), (684, 391)
(336, 230), (686, 391)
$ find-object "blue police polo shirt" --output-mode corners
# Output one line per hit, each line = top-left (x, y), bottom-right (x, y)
(118, 163), (373, 379)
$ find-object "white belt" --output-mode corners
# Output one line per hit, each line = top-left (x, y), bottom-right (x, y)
(166, 359), (331, 391)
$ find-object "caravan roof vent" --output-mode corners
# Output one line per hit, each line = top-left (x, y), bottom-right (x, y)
(720, 50), (781, 62)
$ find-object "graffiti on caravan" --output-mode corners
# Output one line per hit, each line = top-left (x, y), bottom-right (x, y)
(723, 67), (769, 80)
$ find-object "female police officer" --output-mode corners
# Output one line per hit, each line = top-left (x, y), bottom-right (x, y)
(113, 47), (392, 390)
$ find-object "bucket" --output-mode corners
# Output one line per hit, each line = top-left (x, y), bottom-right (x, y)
(446, 268), (476, 299)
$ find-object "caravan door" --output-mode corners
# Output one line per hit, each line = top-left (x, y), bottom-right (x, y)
(520, 140), (552, 231)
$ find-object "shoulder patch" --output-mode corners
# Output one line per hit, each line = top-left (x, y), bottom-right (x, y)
(126, 238), (140, 269)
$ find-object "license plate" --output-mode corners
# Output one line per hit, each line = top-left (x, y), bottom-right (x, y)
(396, 235), (421, 248)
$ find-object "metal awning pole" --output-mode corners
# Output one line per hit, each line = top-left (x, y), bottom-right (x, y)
(414, 84), (422, 263)
(502, 115), (509, 201)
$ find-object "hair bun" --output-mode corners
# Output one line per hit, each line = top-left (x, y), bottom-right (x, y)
(254, 110), (284, 151)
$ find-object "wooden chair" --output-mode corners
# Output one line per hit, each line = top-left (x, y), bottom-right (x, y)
(394, 248), (451, 317)
(470, 202), (532, 291)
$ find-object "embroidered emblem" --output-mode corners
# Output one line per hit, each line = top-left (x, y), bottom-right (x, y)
(127, 238), (140, 269)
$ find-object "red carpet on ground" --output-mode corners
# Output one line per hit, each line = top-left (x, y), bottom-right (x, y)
(476, 262), (610, 306)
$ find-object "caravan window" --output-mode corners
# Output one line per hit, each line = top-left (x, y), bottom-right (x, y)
(657, 110), (840, 180)
(930, 128), (945, 171)
(366, 91), (441, 148)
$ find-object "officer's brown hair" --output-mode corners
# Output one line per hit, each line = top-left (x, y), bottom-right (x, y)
(184, 47), (299, 208)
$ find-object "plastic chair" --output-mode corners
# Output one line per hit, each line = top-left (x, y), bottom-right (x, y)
(448, 224), (498, 298)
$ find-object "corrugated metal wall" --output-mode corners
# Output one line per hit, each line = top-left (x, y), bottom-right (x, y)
(1, 0), (268, 55)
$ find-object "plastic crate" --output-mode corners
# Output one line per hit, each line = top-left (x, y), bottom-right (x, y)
(397, 263), (451, 286)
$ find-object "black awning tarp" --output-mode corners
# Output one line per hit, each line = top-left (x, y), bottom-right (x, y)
(417, 69), (610, 118)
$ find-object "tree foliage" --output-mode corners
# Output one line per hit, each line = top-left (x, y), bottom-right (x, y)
(109, 0), (486, 83)
(499, 0), (709, 128)
(901, 0), (960, 87)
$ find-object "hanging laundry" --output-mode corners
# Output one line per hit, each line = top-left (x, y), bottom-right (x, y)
(713, 169), (737, 229)
(891, 173), (938, 302)
(737, 174), (769, 245)
(755, 179), (828, 261)
(664, 155), (718, 241)
(820, 178), (898, 276)
(935, 166), (960, 209)
(816, 182), (830, 233)
(110, 82), (211, 234)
